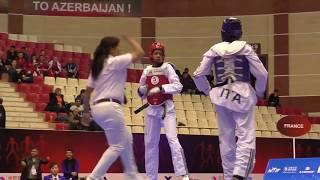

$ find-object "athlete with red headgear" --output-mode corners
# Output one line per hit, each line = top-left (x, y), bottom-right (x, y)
(137, 42), (189, 180)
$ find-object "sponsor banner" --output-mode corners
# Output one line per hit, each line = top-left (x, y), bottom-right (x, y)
(0, 173), (264, 180)
(264, 158), (320, 180)
(0, 128), (300, 173)
(24, 0), (142, 17)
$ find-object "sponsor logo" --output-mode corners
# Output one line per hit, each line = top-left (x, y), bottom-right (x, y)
(267, 167), (281, 173)
(283, 166), (298, 174)
(299, 166), (315, 174)
(151, 76), (159, 85)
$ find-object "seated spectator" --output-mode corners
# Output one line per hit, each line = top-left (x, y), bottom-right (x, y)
(62, 149), (79, 180)
(0, 50), (5, 79)
(20, 46), (30, 62)
(16, 52), (28, 70)
(0, 98), (5, 128)
(45, 88), (67, 113)
(64, 57), (78, 78)
(175, 69), (182, 81)
(20, 148), (50, 180)
(268, 89), (280, 107)
(181, 68), (196, 94)
(38, 55), (49, 76)
(75, 89), (85, 104)
(20, 68), (34, 83)
(47, 57), (62, 77)
(44, 162), (65, 180)
(8, 60), (22, 83)
(68, 99), (83, 130)
(6, 45), (17, 66)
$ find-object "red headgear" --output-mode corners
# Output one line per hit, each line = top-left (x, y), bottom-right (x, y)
(149, 42), (165, 61)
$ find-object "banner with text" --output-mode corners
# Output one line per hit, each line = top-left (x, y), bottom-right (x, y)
(24, 0), (142, 17)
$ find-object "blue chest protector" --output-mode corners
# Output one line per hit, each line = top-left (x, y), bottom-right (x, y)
(213, 55), (250, 86)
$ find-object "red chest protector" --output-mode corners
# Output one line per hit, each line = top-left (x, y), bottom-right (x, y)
(145, 63), (173, 105)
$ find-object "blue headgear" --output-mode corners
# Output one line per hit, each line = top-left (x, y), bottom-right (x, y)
(221, 17), (242, 42)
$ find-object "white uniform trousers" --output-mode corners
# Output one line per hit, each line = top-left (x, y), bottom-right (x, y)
(215, 105), (256, 180)
(89, 102), (141, 180)
(144, 111), (188, 180)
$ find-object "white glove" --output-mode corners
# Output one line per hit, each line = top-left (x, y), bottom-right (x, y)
(148, 87), (161, 96)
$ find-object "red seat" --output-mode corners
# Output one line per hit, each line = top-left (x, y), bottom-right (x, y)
(55, 123), (68, 130)
(46, 43), (54, 50)
(73, 57), (81, 66)
(39, 93), (49, 103)
(30, 84), (41, 93)
(0, 33), (8, 40)
(16, 83), (29, 92)
(16, 41), (26, 48)
(37, 43), (46, 49)
(63, 52), (73, 58)
(45, 112), (57, 122)
(78, 71), (89, 79)
(74, 53), (82, 58)
(35, 103), (47, 112)
(33, 76), (44, 84)
(0, 40), (6, 47)
(26, 42), (36, 49)
(53, 51), (63, 58)
(41, 84), (53, 94)
(6, 40), (16, 46)
(26, 93), (39, 102)
(82, 53), (90, 59)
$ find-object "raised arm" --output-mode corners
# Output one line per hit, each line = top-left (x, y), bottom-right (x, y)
(123, 36), (145, 63)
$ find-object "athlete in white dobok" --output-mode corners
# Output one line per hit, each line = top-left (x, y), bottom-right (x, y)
(193, 17), (268, 180)
(137, 42), (189, 180)
(82, 36), (145, 180)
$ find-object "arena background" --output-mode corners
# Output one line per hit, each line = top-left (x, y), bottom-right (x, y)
(0, 0), (320, 179)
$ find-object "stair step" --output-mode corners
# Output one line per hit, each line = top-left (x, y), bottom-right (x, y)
(0, 92), (20, 97)
(4, 102), (30, 107)
(2, 97), (25, 102)
(6, 106), (34, 112)
(6, 121), (50, 129)
(7, 116), (44, 122)
(6, 111), (39, 118)
(0, 87), (15, 92)
(0, 83), (11, 88)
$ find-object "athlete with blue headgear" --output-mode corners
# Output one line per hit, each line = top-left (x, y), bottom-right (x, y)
(193, 17), (268, 180)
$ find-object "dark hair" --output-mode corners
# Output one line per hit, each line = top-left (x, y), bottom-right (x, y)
(91, 37), (120, 80)
(0, 97), (3, 104)
(49, 162), (58, 169)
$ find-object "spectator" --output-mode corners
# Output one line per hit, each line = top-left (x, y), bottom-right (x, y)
(44, 162), (65, 180)
(38, 55), (48, 76)
(45, 88), (67, 113)
(20, 148), (50, 180)
(64, 57), (78, 78)
(0, 50), (5, 79)
(16, 52), (28, 70)
(0, 98), (5, 128)
(75, 89), (85, 104)
(268, 89), (280, 107)
(6, 45), (17, 66)
(8, 60), (22, 83)
(62, 149), (79, 180)
(47, 57), (62, 77)
(181, 68), (196, 94)
(21, 68), (34, 83)
(20, 47), (30, 62)
(175, 69), (182, 81)
(68, 99), (83, 130)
